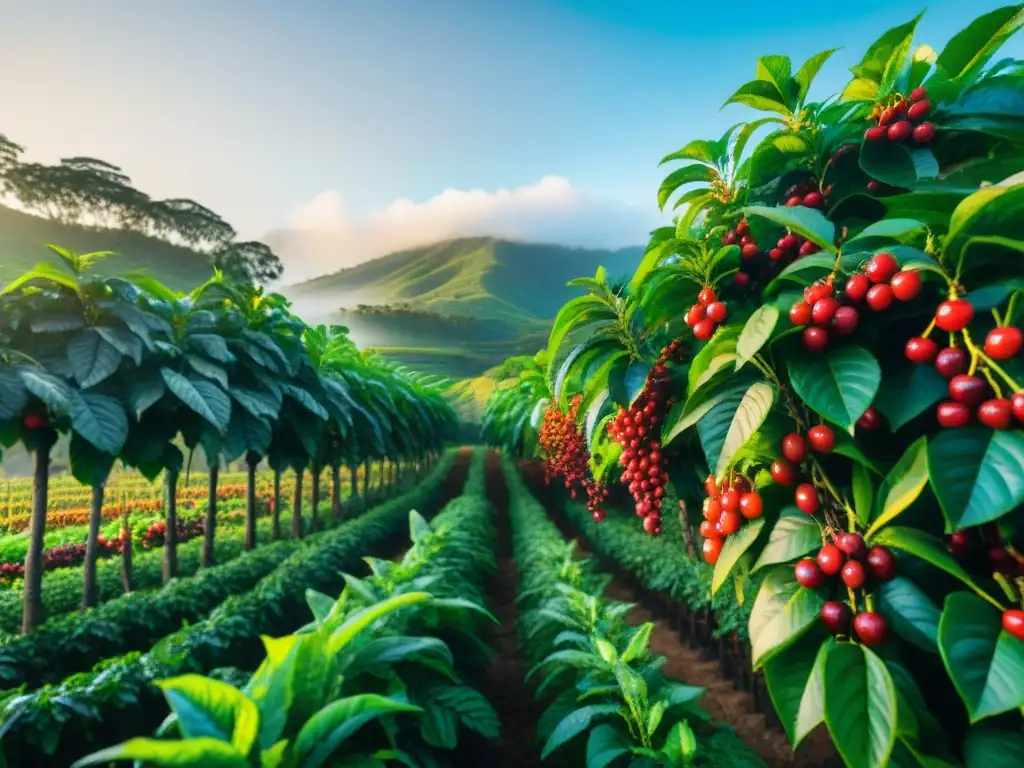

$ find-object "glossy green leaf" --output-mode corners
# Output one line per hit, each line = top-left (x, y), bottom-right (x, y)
(788, 346), (881, 431)
(877, 577), (941, 653)
(823, 643), (898, 768)
(873, 363), (948, 431)
(657, 164), (715, 210)
(749, 568), (825, 669)
(67, 329), (123, 389)
(157, 675), (260, 754)
(295, 694), (422, 768)
(763, 634), (830, 746)
(661, 721), (698, 765)
(753, 508), (822, 571)
(938, 592), (1024, 722)
(68, 390), (129, 455)
(586, 723), (631, 768)
(735, 306), (779, 371)
(927, 428), (1024, 530)
(964, 725), (1024, 768)
(70, 738), (249, 768)
(712, 518), (765, 595)
(867, 437), (929, 537)
(715, 382), (774, 477)
(852, 464), (874, 528)
(542, 704), (620, 759)
(936, 6), (1024, 82)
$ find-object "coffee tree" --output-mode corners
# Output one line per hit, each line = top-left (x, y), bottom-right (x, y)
(485, 6), (1024, 767)
(0, 249), (458, 634)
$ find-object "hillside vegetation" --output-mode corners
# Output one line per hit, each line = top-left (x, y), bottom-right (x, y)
(0, 204), (213, 290)
(285, 237), (642, 376)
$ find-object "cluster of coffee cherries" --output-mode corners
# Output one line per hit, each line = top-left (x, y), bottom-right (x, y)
(903, 298), (1024, 429)
(684, 286), (728, 342)
(720, 218), (759, 261)
(782, 179), (830, 212)
(699, 473), (764, 565)
(608, 340), (685, 535)
(539, 394), (608, 520)
(769, 426), (840, 514)
(844, 252), (922, 311)
(787, 277), (856, 353)
(770, 231), (820, 262)
(794, 532), (896, 646)
(865, 86), (935, 146)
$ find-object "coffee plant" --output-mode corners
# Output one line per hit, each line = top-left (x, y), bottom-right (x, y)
(0, 246), (457, 633)
(485, 6), (1024, 767)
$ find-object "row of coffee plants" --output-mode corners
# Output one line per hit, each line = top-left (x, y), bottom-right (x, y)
(0, 450), (459, 766)
(0, 462), (405, 635)
(484, 6), (1024, 767)
(0, 462), (426, 689)
(70, 449), (501, 768)
(0, 246), (457, 633)
(503, 455), (768, 767)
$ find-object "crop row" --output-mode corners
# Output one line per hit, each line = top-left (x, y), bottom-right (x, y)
(503, 456), (767, 766)
(0, 450), (459, 766)
(70, 449), (500, 767)
(0, 465), (402, 636)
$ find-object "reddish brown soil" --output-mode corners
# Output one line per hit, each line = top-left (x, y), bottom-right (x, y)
(454, 451), (542, 767)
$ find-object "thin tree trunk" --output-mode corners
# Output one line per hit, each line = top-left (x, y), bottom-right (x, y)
(244, 454), (258, 550)
(331, 465), (342, 520)
(272, 469), (282, 540)
(121, 500), (134, 593)
(362, 460), (370, 501)
(22, 447), (51, 635)
(348, 464), (359, 508)
(162, 468), (179, 584)
(310, 462), (321, 532)
(202, 465), (219, 567)
(291, 469), (304, 539)
(81, 483), (105, 610)
(678, 498), (696, 559)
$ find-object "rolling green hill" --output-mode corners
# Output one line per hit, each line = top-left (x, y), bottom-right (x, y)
(0, 204), (214, 290)
(284, 237), (643, 378)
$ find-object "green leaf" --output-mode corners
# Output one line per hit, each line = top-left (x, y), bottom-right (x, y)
(157, 675), (260, 754)
(188, 333), (236, 364)
(621, 623), (654, 663)
(749, 568), (825, 669)
(586, 724), (631, 768)
(869, 526), (996, 600)
(661, 721), (698, 766)
(859, 142), (939, 190)
(795, 49), (839, 103)
(18, 368), (73, 413)
(788, 346), (881, 431)
(735, 306), (779, 371)
(68, 390), (129, 455)
(936, 6), (1024, 83)
(763, 634), (829, 746)
(95, 324), (144, 365)
(542, 704), (620, 760)
(866, 437), (929, 538)
(938, 592), (1024, 723)
(823, 643), (898, 768)
(712, 518), (765, 595)
(70, 738), (249, 768)
(753, 508), (822, 571)
(659, 139), (717, 165)
(927, 428), (1024, 530)
(848, 13), (922, 90)
(715, 382), (774, 477)
(67, 329), (124, 389)
(876, 577), (941, 653)
(294, 694), (422, 768)
(740, 205), (837, 254)
(873, 363), (948, 431)
(1, 261), (80, 295)
(964, 725), (1024, 768)
(69, 432), (117, 487)
(723, 80), (790, 116)
(328, 592), (432, 655)
(657, 163), (715, 209)
(546, 296), (617, 378)
(696, 381), (754, 472)
(852, 464), (874, 528)
(162, 368), (219, 428)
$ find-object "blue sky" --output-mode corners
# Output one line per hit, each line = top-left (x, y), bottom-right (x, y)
(2, 0), (1021, 277)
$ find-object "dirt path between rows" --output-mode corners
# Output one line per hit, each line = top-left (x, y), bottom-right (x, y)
(455, 452), (541, 767)
(525, 473), (835, 768)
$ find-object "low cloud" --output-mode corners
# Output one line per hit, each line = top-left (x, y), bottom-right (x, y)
(269, 176), (660, 283)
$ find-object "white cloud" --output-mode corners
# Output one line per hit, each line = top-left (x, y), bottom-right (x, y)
(269, 176), (660, 283)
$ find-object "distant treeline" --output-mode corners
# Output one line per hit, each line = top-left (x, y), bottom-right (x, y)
(0, 132), (282, 285)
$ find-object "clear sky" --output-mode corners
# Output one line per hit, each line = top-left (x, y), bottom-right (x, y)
(2, 0), (1021, 276)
